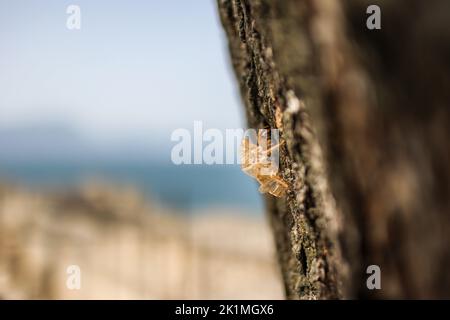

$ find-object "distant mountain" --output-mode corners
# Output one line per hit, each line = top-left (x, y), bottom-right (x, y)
(0, 124), (169, 163)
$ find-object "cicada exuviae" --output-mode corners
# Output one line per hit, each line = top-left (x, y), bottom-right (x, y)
(241, 129), (288, 197)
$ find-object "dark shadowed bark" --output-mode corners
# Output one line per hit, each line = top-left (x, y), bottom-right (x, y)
(218, 0), (450, 299)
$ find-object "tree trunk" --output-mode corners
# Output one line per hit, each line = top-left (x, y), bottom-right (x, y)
(218, 0), (450, 299)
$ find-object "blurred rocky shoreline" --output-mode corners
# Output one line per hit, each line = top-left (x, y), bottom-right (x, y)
(0, 183), (283, 299)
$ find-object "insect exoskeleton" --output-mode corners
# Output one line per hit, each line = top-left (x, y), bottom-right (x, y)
(240, 129), (288, 198)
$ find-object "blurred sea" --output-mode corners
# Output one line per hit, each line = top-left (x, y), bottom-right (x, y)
(0, 161), (263, 214)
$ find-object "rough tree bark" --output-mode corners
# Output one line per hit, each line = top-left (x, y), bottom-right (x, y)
(218, 0), (450, 299)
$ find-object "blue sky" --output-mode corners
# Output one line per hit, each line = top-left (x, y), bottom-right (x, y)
(0, 1), (263, 212)
(0, 0), (244, 155)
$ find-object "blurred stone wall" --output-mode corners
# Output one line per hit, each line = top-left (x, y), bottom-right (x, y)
(0, 184), (283, 299)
